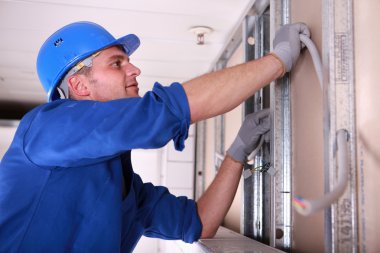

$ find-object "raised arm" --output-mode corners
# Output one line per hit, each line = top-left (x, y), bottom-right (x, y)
(183, 22), (310, 123)
(183, 55), (282, 123)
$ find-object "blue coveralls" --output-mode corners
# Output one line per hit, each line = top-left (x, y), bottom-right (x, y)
(0, 83), (202, 252)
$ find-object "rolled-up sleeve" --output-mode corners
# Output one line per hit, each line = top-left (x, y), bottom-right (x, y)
(150, 82), (190, 151)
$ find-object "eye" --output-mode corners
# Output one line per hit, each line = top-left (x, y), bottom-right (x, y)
(112, 59), (122, 68)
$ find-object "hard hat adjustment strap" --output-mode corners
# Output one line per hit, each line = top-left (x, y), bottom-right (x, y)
(56, 86), (67, 99)
(57, 51), (100, 99)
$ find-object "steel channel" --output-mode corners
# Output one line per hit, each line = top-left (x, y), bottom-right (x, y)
(270, 0), (291, 250)
(323, 0), (358, 252)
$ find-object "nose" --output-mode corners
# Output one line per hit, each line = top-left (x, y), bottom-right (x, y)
(126, 62), (141, 77)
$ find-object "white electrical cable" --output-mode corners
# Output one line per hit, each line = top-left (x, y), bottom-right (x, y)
(300, 34), (323, 89)
(243, 136), (265, 179)
(293, 129), (349, 215)
(292, 35), (350, 216)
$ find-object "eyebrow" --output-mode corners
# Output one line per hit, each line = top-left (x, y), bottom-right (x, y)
(106, 53), (130, 63)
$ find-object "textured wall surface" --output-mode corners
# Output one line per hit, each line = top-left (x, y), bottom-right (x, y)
(291, 0), (325, 252)
(355, 0), (380, 252)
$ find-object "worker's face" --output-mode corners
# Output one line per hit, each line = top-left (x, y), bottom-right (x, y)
(82, 46), (141, 101)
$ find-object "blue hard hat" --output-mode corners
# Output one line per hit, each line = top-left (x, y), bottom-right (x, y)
(37, 21), (140, 102)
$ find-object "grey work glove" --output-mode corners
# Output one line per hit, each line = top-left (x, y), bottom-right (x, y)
(227, 109), (270, 163)
(272, 22), (311, 73)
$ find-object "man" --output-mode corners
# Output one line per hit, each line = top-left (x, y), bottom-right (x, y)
(0, 21), (309, 252)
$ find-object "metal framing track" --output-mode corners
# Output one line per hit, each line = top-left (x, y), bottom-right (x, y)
(241, 1), (292, 251)
(194, 121), (206, 201)
(268, 0), (292, 250)
(323, 0), (358, 252)
(242, 13), (268, 243)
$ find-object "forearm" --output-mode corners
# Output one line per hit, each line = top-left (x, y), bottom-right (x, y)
(196, 155), (243, 238)
(183, 54), (283, 123)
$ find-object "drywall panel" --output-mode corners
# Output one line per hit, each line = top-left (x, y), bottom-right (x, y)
(291, 0), (325, 252)
(355, 0), (380, 252)
(204, 117), (216, 190)
(203, 42), (244, 234)
(223, 106), (243, 233)
(223, 42), (245, 233)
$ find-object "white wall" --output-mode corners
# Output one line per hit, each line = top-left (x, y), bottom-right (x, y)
(354, 0), (380, 251)
(131, 148), (163, 253)
(0, 121), (18, 160)
(291, 0), (325, 251)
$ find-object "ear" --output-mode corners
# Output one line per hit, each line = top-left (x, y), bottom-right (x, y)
(67, 75), (90, 98)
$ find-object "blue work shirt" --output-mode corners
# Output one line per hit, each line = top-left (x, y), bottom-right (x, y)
(0, 82), (202, 252)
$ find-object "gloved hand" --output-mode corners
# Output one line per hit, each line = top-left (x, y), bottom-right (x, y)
(272, 22), (311, 73)
(227, 109), (271, 163)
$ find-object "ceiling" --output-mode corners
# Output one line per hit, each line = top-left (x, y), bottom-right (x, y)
(0, 0), (255, 119)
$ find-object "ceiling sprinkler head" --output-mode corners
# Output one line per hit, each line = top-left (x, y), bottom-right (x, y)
(189, 26), (213, 45)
